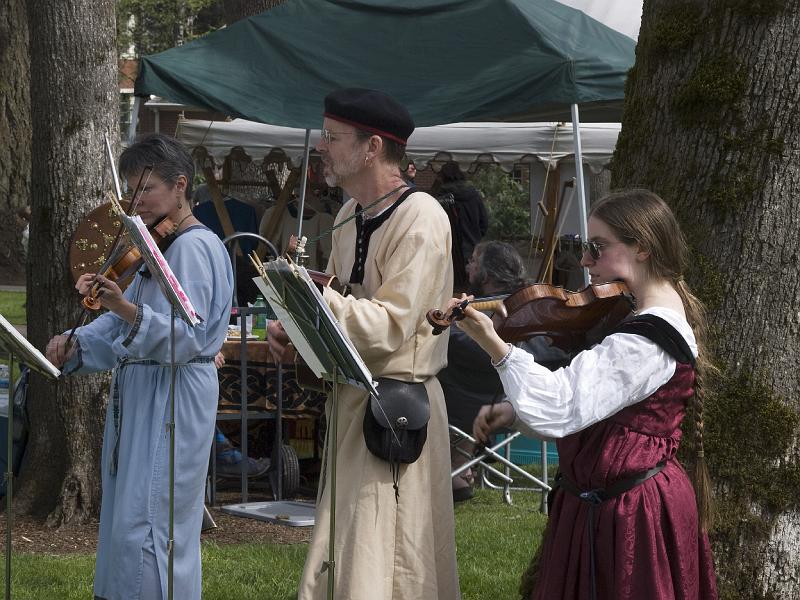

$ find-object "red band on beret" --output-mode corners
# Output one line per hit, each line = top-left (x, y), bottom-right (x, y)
(323, 112), (408, 145)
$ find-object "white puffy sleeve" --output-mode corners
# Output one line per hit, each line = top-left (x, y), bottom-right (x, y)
(498, 307), (697, 438)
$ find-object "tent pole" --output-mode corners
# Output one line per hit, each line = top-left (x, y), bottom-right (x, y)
(296, 129), (312, 242)
(570, 104), (590, 287)
(128, 96), (142, 146)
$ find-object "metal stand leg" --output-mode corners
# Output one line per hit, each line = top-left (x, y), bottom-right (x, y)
(275, 363), (283, 501)
(324, 371), (339, 600)
(540, 440), (549, 515)
(5, 351), (14, 600)
(503, 436), (513, 506)
(167, 307), (176, 600)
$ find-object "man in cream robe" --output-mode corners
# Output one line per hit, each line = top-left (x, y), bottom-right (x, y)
(269, 88), (460, 600)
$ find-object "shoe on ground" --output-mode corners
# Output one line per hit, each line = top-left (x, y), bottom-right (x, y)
(452, 486), (475, 503)
(216, 456), (270, 478)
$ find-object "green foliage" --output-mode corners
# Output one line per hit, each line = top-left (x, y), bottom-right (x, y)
(647, 1), (704, 55)
(706, 371), (800, 513)
(455, 488), (547, 598)
(686, 253), (726, 312)
(705, 173), (759, 216)
(117, 0), (225, 57)
(470, 165), (530, 241)
(0, 488), (547, 599)
(673, 55), (747, 127)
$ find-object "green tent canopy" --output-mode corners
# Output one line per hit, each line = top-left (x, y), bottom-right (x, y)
(134, 0), (635, 128)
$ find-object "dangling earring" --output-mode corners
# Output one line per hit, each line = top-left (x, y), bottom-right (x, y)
(177, 200), (183, 209)
(364, 155), (369, 166)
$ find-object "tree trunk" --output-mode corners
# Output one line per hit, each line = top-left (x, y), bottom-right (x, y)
(611, 2), (800, 598)
(0, 0), (30, 283)
(222, 0), (284, 24)
(21, 0), (118, 525)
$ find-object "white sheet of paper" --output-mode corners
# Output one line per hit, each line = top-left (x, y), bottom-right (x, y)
(0, 313), (60, 379)
(252, 276), (328, 377)
(292, 266), (374, 386)
(252, 259), (374, 392)
(124, 214), (200, 326)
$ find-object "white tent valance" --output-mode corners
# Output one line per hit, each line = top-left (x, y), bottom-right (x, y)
(175, 118), (621, 175)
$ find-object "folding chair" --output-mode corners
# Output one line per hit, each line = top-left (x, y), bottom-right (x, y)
(449, 424), (552, 513)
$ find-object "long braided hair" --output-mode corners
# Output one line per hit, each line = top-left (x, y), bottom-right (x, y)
(590, 189), (716, 531)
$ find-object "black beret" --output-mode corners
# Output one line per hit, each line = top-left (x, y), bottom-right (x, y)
(324, 88), (414, 145)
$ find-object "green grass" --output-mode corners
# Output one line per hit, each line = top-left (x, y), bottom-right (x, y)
(0, 291), (25, 326)
(0, 291), (26, 382)
(0, 488), (546, 599)
(454, 487), (546, 598)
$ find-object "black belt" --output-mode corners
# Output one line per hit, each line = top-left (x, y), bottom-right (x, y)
(553, 461), (666, 600)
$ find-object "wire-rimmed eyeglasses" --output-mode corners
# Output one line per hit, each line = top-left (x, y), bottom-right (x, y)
(319, 129), (357, 144)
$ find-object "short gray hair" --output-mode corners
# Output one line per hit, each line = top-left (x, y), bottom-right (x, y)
(119, 133), (195, 199)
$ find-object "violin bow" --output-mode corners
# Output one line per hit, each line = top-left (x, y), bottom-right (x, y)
(64, 144), (151, 347)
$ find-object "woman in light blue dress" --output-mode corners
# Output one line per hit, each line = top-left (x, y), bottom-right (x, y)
(47, 134), (233, 600)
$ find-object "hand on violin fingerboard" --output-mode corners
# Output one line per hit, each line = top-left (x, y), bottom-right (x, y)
(77, 273), (138, 323)
(450, 301), (509, 363)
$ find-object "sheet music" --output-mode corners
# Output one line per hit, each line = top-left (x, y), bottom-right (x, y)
(252, 258), (375, 395)
(118, 211), (200, 326)
(294, 266), (374, 385)
(253, 272), (327, 377)
(0, 313), (60, 379)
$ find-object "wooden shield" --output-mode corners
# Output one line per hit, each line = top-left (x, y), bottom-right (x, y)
(68, 200), (132, 286)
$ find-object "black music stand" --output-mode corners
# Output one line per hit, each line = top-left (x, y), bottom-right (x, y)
(0, 313), (60, 600)
(248, 257), (380, 600)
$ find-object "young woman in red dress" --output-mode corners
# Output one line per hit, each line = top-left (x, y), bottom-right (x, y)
(455, 189), (718, 600)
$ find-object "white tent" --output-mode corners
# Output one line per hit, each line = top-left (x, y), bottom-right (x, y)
(558, 0), (642, 40)
(176, 117), (620, 248)
(175, 118), (621, 175)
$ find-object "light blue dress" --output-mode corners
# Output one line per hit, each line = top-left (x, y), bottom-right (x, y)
(64, 225), (233, 600)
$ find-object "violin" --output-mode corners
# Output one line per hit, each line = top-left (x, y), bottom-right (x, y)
(427, 282), (635, 352)
(81, 216), (178, 310)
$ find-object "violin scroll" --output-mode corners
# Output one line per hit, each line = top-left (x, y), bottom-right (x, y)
(426, 298), (470, 335)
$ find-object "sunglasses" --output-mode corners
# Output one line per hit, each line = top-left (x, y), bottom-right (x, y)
(581, 241), (605, 260)
(581, 239), (632, 260)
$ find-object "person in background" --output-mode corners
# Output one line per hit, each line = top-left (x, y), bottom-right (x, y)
(193, 183), (261, 306)
(438, 161), (488, 264)
(17, 206), (30, 258)
(456, 189), (718, 599)
(46, 134), (233, 600)
(403, 159), (417, 185)
(258, 187), (335, 271)
(438, 241), (568, 501)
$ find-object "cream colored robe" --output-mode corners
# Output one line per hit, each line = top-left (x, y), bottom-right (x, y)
(297, 191), (460, 600)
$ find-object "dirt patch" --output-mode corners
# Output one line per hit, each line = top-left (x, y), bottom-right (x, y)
(0, 491), (313, 555)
